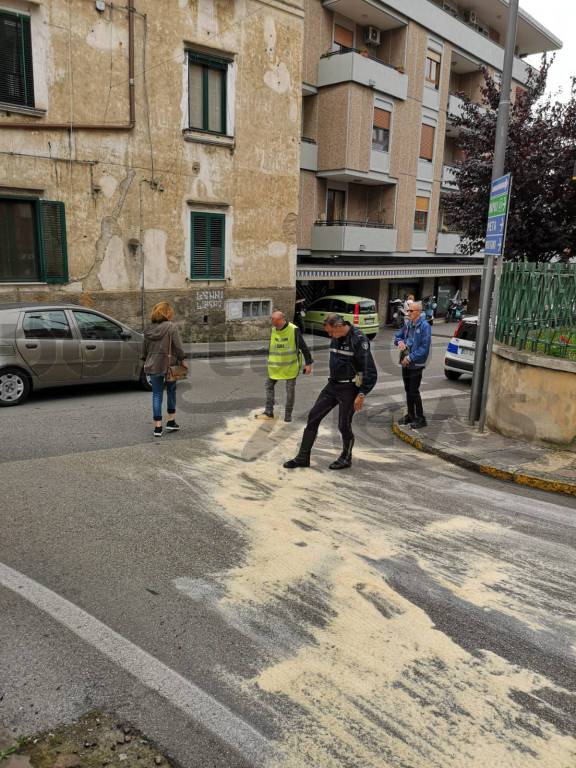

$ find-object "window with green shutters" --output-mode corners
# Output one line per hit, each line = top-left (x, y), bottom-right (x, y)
(190, 213), (225, 280)
(0, 10), (35, 108)
(188, 51), (228, 135)
(0, 198), (68, 283)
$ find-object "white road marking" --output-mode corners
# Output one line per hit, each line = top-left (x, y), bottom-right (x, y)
(0, 562), (277, 765)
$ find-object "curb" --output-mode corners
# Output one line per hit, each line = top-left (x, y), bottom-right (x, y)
(184, 341), (332, 360)
(391, 423), (576, 498)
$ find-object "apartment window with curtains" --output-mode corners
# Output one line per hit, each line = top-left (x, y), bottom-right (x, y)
(188, 51), (229, 135)
(414, 197), (430, 231)
(0, 10), (35, 108)
(420, 124), (435, 162)
(372, 108), (391, 152)
(425, 49), (441, 90)
(333, 24), (354, 51)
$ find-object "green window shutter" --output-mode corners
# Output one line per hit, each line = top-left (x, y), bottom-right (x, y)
(187, 51), (228, 134)
(38, 201), (68, 284)
(191, 213), (225, 280)
(0, 11), (34, 107)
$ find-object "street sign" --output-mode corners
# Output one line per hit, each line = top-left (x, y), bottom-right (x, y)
(484, 174), (511, 256)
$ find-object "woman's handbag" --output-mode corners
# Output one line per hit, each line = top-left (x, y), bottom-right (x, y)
(165, 324), (188, 382)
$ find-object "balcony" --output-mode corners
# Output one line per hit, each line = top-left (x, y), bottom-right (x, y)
(318, 50), (408, 101)
(300, 138), (318, 172)
(442, 164), (459, 189)
(367, 0), (561, 85)
(448, 93), (464, 120)
(312, 220), (398, 254)
(436, 232), (461, 254)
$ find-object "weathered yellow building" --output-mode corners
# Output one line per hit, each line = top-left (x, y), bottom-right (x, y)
(0, 0), (304, 340)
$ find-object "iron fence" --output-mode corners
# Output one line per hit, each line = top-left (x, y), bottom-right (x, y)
(496, 262), (576, 360)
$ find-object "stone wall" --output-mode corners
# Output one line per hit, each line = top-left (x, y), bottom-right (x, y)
(487, 343), (576, 447)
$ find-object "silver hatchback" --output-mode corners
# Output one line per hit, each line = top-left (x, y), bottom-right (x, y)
(0, 303), (149, 406)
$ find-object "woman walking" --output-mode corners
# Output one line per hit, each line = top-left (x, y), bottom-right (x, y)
(143, 302), (187, 437)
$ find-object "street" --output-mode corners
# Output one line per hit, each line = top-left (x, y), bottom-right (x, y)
(1, 330), (575, 767)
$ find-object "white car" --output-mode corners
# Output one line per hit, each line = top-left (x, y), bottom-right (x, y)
(444, 316), (477, 380)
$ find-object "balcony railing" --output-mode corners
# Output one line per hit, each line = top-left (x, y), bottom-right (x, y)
(314, 219), (393, 229)
(321, 47), (404, 74)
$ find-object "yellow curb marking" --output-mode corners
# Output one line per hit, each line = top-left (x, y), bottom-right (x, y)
(392, 425), (576, 498)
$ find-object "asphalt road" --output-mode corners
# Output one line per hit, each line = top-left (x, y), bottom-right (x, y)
(1, 329), (575, 767)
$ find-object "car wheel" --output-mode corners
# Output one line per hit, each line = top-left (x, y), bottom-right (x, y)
(139, 368), (153, 391)
(444, 369), (461, 381)
(0, 368), (31, 406)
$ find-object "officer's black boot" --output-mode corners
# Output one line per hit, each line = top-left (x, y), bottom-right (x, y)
(283, 430), (315, 468)
(329, 437), (355, 470)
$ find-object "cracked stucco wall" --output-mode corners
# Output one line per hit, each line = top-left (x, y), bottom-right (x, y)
(0, 0), (304, 340)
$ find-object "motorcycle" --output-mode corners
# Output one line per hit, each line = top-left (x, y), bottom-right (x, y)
(389, 298), (407, 328)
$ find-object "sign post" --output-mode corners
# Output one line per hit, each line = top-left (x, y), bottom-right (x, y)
(478, 173), (512, 432)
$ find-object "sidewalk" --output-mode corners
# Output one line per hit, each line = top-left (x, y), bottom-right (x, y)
(182, 333), (330, 359)
(392, 396), (576, 498)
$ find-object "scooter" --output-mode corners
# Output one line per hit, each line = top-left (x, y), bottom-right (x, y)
(423, 295), (437, 325)
(389, 298), (407, 328)
(446, 293), (468, 322)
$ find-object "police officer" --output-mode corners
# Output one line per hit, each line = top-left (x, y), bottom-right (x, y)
(284, 313), (377, 470)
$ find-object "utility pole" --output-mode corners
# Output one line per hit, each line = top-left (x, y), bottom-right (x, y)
(469, 0), (520, 425)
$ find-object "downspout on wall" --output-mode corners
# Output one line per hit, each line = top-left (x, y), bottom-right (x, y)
(0, 0), (136, 131)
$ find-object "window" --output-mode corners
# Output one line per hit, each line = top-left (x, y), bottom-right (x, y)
(334, 24), (353, 51)
(326, 189), (346, 223)
(73, 311), (124, 340)
(414, 197), (430, 231)
(310, 298), (334, 312)
(242, 300), (271, 318)
(0, 10), (34, 108)
(188, 51), (228, 135)
(425, 49), (441, 90)
(191, 212), (225, 280)
(0, 198), (68, 283)
(372, 108), (390, 152)
(420, 124), (435, 161)
(346, 300), (376, 315)
(23, 310), (71, 340)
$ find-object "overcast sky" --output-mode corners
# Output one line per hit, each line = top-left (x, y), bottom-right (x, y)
(521, 0), (574, 101)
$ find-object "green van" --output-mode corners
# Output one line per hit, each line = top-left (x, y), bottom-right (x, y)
(303, 295), (379, 339)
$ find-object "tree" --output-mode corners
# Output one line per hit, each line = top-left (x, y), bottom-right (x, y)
(446, 58), (576, 262)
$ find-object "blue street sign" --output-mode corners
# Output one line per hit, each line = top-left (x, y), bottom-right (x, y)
(491, 174), (511, 197)
(485, 173), (511, 257)
(485, 235), (504, 256)
(486, 214), (506, 236)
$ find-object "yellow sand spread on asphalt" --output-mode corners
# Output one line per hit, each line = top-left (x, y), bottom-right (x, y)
(174, 415), (576, 767)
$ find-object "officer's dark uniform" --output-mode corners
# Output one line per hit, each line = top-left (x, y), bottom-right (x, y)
(284, 322), (378, 469)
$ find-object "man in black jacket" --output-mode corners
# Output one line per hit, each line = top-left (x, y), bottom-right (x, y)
(284, 313), (378, 470)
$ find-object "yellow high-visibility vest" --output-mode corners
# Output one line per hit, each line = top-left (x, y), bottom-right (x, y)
(268, 322), (301, 380)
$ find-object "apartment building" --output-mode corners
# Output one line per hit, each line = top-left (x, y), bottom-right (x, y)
(0, 0), (303, 340)
(297, 0), (562, 319)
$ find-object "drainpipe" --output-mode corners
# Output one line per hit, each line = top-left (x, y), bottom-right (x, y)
(0, 0), (136, 131)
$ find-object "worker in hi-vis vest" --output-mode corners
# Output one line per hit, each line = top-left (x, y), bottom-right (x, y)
(255, 310), (313, 422)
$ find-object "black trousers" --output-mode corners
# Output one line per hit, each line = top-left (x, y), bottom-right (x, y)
(302, 381), (357, 449)
(402, 366), (424, 419)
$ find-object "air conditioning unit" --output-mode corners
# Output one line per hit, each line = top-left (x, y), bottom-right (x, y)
(464, 10), (478, 24)
(364, 26), (381, 46)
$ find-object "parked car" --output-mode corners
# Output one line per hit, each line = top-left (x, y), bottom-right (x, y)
(444, 316), (478, 380)
(0, 303), (150, 406)
(303, 295), (379, 338)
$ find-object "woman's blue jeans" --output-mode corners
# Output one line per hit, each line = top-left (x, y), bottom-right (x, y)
(149, 374), (176, 421)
